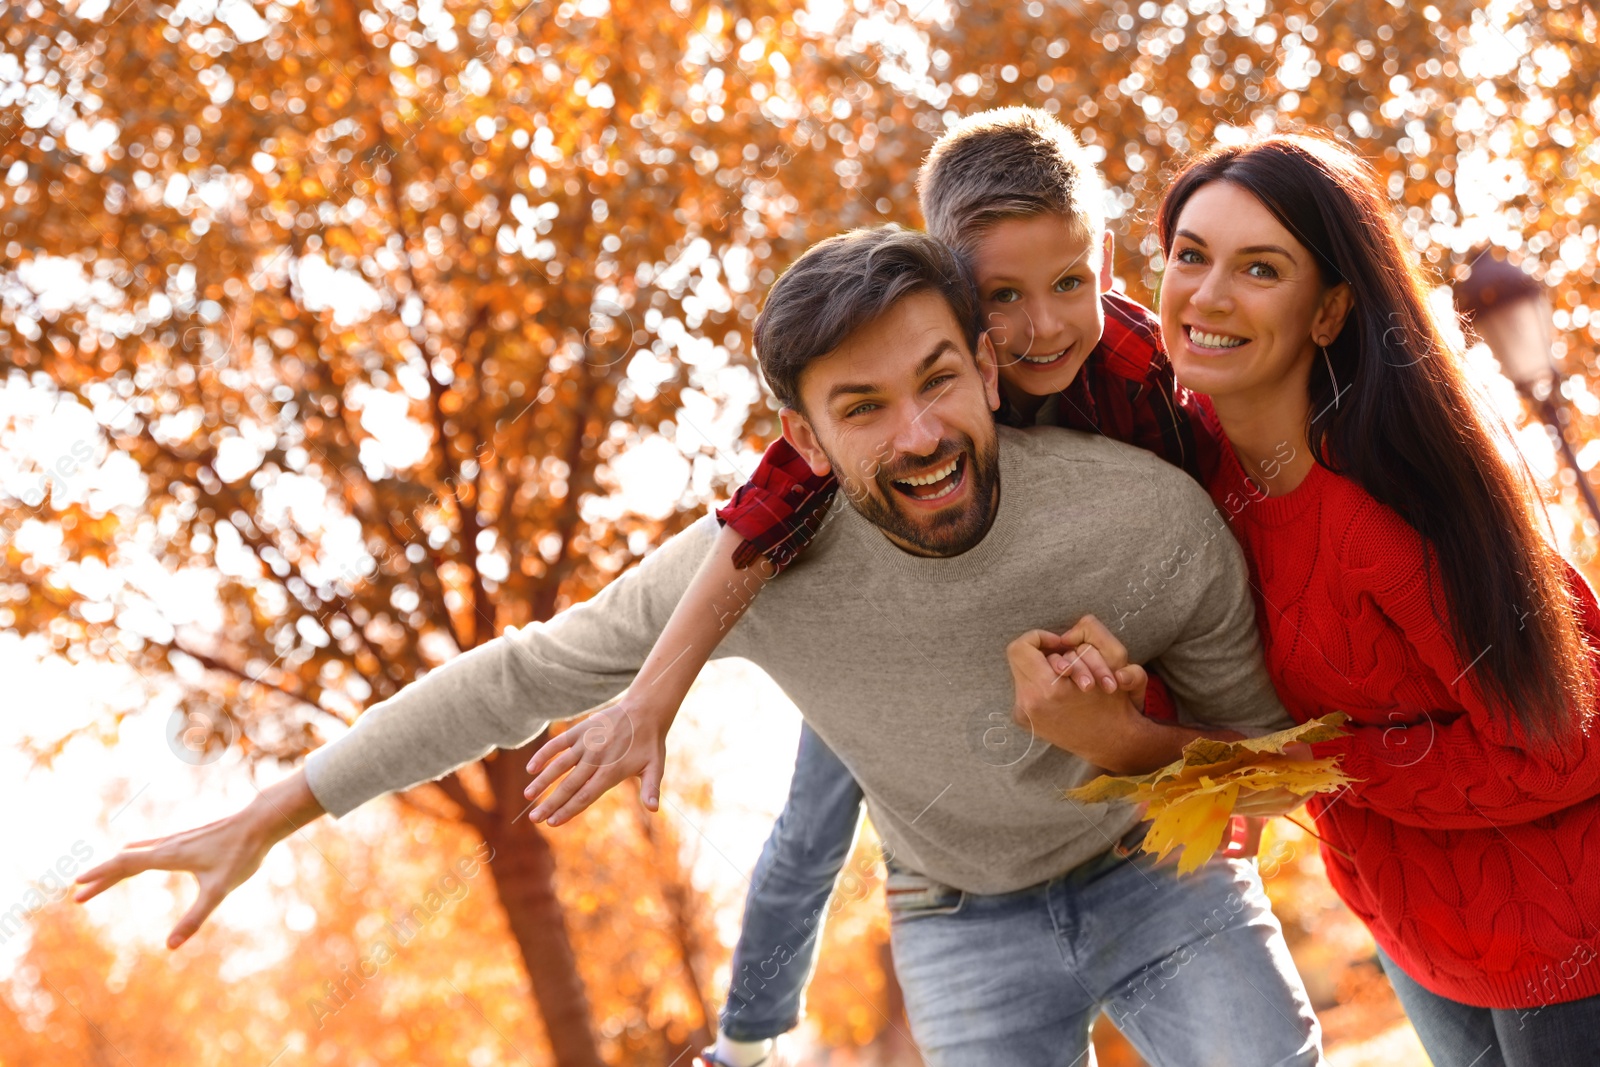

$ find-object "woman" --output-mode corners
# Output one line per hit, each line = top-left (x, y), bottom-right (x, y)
(1156, 132), (1600, 1065)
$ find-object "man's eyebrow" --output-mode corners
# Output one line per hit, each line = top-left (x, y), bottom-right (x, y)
(826, 340), (958, 403)
(1175, 229), (1294, 258)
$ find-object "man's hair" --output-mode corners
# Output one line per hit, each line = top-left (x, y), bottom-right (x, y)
(754, 225), (981, 411)
(917, 106), (1108, 252)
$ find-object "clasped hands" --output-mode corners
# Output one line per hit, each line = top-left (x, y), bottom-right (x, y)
(1005, 614), (1156, 773)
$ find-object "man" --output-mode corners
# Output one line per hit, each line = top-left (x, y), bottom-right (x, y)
(78, 226), (1321, 1065)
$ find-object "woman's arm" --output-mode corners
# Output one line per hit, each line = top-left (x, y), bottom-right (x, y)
(1319, 558), (1600, 830)
(523, 521), (773, 824)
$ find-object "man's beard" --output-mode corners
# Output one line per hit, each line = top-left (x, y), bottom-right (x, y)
(831, 431), (1001, 557)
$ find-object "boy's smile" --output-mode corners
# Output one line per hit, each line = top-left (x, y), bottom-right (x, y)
(968, 213), (1114, 416)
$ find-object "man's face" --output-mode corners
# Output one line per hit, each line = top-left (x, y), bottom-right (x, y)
(780, 290), (1004, 558)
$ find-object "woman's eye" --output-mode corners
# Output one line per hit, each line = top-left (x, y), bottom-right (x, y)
(1247, 262), (1279, 279)
(1176, 248), (1204, 264)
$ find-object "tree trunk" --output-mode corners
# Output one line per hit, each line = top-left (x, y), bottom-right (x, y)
(479, 739), (609, 1067)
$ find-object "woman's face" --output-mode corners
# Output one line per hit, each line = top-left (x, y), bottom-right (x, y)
(1160, 181), (1350, 405)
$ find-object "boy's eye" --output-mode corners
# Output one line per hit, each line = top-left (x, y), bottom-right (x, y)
(1247, 261), (1279, 279)
(1055, 276), (1082, 292)
(989, 288), (1021, 304)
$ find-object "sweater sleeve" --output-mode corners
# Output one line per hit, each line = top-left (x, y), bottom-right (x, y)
(304, 516), (720, 818)
(1143, 480), (1297, 738)
(1312, 509), (1600, 830)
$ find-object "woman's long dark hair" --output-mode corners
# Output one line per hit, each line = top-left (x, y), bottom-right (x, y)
(1157, 133), (1594, 747)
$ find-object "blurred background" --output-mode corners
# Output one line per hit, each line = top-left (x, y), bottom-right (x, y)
(1, 0), (1597, 1063)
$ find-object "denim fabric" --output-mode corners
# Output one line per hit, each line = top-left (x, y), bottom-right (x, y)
(1377, 945), (1600, 1067)
(884, 836), (1322, 1067)
(719, 722), (865, 1040)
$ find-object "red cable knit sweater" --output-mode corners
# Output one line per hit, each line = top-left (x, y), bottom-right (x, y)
(1207, 422), (1600, 1010)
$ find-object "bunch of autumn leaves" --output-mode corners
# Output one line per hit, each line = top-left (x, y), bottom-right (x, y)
(1067, 714), (1353, 874)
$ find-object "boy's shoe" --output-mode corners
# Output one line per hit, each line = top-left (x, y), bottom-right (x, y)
(694, 1050), (768, 1067)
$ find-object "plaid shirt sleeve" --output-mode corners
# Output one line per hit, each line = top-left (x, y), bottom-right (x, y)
(1054, 290), (1219, 485)
(714, 435), (838, 572)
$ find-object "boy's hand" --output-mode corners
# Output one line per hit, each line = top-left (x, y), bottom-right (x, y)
(525, 694), (671, 826)
(1042, 615), (1149, 705)
(1008, 615), (1149, 767)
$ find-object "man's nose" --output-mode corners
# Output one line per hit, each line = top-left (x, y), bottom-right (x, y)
(891, 403), (943, 458)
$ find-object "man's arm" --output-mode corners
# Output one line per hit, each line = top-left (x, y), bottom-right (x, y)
(76, 516), (721, 948)
(1010, 619), (1245, 775)
(306, 516), (720, 817)
(1144, 492), (1295, 737)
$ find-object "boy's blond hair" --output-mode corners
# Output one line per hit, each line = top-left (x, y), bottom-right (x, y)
(916, 106), (1108, 252)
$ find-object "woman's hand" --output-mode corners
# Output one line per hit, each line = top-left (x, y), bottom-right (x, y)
(524, 693), (673, 826)
(73, 771), (324, 949)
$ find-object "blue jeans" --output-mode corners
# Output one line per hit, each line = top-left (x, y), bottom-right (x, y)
(1376, 946), (1600, 1066)
(719, 725), (1321, 1065)
(719, 722), (865, 1040)
(886, 837), (1322, 1066)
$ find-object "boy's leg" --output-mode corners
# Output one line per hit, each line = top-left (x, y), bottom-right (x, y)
(719, 722), (866, 1043)
(1074, 846), (1323, 1067)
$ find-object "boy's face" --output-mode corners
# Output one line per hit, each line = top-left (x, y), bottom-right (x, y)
(967, 214), (1115, 403)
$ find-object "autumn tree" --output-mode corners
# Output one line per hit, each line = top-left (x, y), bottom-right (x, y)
(4, 0), (1599, 1062)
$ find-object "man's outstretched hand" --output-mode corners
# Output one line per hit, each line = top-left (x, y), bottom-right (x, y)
(73, 770), (325, 949)
(524, 694), (671, 826)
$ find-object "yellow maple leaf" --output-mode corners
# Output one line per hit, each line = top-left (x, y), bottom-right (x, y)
(1064, 713), (1355, 874)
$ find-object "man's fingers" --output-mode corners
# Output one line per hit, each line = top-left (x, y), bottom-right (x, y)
(1058, 615), (1129, 669)
(169, 886), (224, 950)
(75, 848), (162, 896)
(1008, 629), (1070, 661)
(72, 876), (118, 904)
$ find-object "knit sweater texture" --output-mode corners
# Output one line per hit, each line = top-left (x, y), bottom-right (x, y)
(1207, 427), (1600, 1009)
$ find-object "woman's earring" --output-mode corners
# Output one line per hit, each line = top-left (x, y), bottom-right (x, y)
(1320, 343), (1340, 409)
